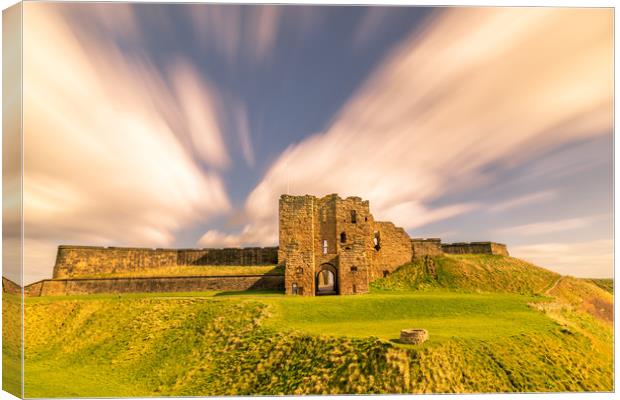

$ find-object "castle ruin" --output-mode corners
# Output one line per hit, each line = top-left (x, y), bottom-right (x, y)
(14, 194), (508, 296)
(279, 194), (508, 296)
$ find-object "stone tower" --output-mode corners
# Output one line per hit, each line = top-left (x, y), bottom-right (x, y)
(279, 194), (376, 296)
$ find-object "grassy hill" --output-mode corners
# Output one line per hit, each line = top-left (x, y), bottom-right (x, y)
(5, 254), (613, 396)
(371, 254), (560, 294)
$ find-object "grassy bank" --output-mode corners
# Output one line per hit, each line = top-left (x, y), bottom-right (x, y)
(371, 254), (559, 294)
(12, 254), (613, 396)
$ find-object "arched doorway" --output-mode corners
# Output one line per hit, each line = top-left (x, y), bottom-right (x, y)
(316, 264), (338, 295)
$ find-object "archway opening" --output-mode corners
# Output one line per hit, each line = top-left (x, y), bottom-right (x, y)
(316, 264), (338, 295)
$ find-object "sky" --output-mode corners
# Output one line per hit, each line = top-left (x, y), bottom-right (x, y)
(11, 4), (613, 283)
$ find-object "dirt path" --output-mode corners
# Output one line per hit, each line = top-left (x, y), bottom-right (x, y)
(544, 276), (564, 296)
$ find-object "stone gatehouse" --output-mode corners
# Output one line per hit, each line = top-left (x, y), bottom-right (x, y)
(279, 194), (508, 296)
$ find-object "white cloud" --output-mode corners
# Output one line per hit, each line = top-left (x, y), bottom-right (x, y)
(198, 230), (242, 248)
(218, 8), (611, 250)
(22, 4), (232, 283)
(199, 223), (277, 248)
(511, 240), (613, 278)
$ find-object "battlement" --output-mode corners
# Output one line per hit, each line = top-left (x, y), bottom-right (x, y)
(442, 241), (509, 256)
(411, 238), (443, 258)
(53, 245), (278, 279)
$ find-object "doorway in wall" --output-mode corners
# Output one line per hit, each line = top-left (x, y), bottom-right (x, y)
(316, 263), (338, 295)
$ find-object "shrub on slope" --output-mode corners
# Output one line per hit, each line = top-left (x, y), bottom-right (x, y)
(372, 254), (559, 295)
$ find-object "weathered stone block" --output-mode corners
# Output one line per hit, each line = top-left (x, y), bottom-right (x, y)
(399, 328), (429, 344)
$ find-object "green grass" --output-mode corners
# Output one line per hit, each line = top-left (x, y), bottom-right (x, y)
(262, 291), (556, 343)
(2, 293), (22, 398)
(11, 254), (614, 396)
(372, 254), (559, 295)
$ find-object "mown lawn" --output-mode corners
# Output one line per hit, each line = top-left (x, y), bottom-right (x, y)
(261, 291), (556, 343)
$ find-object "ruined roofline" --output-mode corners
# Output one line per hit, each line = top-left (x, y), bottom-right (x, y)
(280, 193), (368, 203)
(443, 241), (507, 246)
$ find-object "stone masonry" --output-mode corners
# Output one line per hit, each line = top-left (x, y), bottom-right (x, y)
(53, 245), (278, 279)
(442, 242), (509, 256)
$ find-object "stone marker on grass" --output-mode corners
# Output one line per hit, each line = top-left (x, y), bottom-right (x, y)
(400, 328), (429, 344)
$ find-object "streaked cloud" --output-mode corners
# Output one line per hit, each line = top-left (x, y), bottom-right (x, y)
(170, 59), (230, 169)
(497, 215), (607, 236)
(511, 240), (613, 278)
(353, 7), (401, 49)
(251, 6), (282, 62)
(234, 104), (256, 167)
(189, 4), (282, 65)
(210, 8), (611, 249)
(22, 4), (232, 282)
(488, 190), (556, 214)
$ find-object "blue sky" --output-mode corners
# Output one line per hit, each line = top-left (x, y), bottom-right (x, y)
(18, 4), (612, 283)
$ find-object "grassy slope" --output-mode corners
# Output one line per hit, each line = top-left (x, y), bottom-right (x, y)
(371, 254), (559, 294)
(17, 254), (614, 396)
(2, 294), (22, 397)
(586, 278), (614, 294)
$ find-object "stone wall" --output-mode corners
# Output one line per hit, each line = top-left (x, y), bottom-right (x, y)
(2, 276), (21, 295)
(53, 245), (278, 279)
(279, 195), (317, 296)
(371, 222), (413, 280)
(411, 238), (443, 259)
(442, 242), (509, 256)
(335, 196), (373, 295)
(24, 275), (284, 297)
